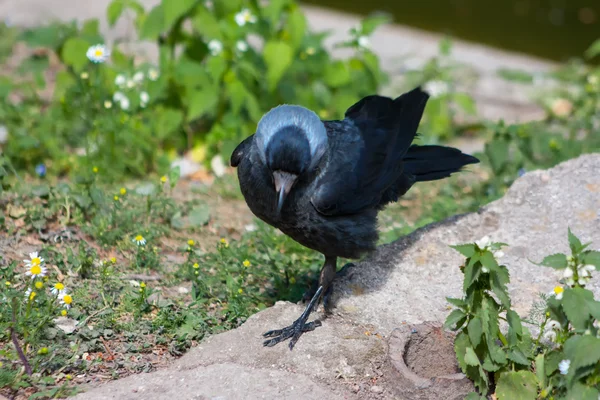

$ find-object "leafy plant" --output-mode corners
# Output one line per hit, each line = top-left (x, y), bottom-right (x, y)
(447, 230), (600, 399)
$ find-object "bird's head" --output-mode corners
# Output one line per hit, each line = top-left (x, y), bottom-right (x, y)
(255, 105), (328, 214)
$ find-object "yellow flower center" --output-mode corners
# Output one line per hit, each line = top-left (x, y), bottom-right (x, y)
(554, 286), (564, 295)
(62, 294), (73, 305)
(31, 257), (41, 266)
(188, 240), (195, 246)
(120, 188), (126, 195)
(93, 166), (99, 173)
(35, 281), (43, 289)
(30, 265), (42, 275)
(95, 49), (103, 57)
(61, 310), (67, 316)
(140, 282), (146, 288)
(160, 176), (167, 183)
(55, 283), (65, 290)
(238, 288), (243, 294)
(30, 291), (37, 300)
(110, 257), (117, 263)
(193, 263), (199, 269)
(243, 260), (251, 267)
(114, 195), (119, 201)
(135, 235), (144, 242)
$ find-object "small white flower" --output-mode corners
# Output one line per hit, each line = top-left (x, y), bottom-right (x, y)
(115, 74), (127, 88)
(582, 264), (596, 273)
(204, 0), (214, 10)
(113, 91), (125, 102)
(86, 44), (110, 63)
(481, 266), (489, 273)
(563, 267), (574, 279)
(51, 283), (66, 296)
(494, 250), (505, 259)
(579, 267), (591, 279)
(119, 96), (130, 111)
(208, 40), (223, 56)
(104, 100), (112, 109)
(547, 320), (561, 330)
(424, 80), (449, 98)
(126, 79), (135, 89)
(133, 71), (144, 83)
(587, 74), (598, 86)
(235, 8), (257, 26)
(306, 47), (316, 56)
(236, 40), (249, 53)
(24, 252), (45, 268)
(58, 292), (73, 309)
(558, 359), (570, 375)
(565, 278), (575, 286)
(148, 68), (159, 81)
(357, 36), (370, 49)
(140, 91), (149, 107)
(543, 330), (556, 342)
(134, 235), (146, 246)
(475, 236), (491, 250)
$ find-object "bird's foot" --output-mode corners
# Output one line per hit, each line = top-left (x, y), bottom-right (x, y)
(263, 286), (323, 350)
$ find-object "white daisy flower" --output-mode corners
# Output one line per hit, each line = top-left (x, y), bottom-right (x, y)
(140, 91), (149, 107)
(543, 330), (556, 342)
(59, 292), (73, 309)
(547, 320), (561, 330)
(553, 286), (564, 300)
(148, 68), (159, 81)
(558, 359), (570, 375)
(208, 40), (223, 56)
(24, 252), (44, 267)
(235, 8), (257, 26)
(86, 44), (110, 63)
(134, 235), (146, 246)
(115, 74), (127, 87)
(25, 288), (37, 302)
(126, 79), (135, 89)
(357, 36), (370, 49)
(51, 282), (66, 296)
(119, 96), (130, 111)
(236, 40), (249, 52)
(113, 91), (125, 102)
(133, 71), (144, 83)
(424, 80), (449, 98)
(25, 261), (47, 280)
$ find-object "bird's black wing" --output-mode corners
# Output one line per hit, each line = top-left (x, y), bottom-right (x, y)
(310, 88), (429, 216)
(230, 134), (255, 167)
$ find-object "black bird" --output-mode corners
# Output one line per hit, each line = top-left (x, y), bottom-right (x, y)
(231, 87), (479, 350)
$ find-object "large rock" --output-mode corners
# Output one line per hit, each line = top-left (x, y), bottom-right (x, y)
(73, 154), (600, 399)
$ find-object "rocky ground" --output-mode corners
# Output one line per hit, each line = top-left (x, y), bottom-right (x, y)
(71, 154), (600, 399)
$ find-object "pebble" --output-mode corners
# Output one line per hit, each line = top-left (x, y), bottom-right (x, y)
(370, 385), (384, 394)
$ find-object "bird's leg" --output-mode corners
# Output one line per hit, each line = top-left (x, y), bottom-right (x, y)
(263, 256), (337, 350)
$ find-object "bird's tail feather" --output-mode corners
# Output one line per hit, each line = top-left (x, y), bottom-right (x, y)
(402, 145), (479, 182)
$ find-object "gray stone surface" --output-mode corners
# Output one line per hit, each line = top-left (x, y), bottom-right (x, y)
(74, 154), (600, 399)
(0, 1), (551, 122)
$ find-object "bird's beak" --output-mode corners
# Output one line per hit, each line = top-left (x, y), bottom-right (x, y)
(273, 171), (298, 214)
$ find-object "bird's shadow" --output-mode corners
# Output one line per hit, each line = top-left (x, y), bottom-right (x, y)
(330, 211), (475, 306)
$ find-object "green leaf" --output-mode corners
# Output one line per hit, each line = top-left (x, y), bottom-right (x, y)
(491, 269), (511, 309)
(107, 1), (125, 26)
(360, 12), (392, 35)
(562, 288), (595, 330)
(564, 335), (600, 372)
(162, 0), (195, 28)
(463, 253), (481, 291)
(187, 89), (218, 121)
(168, 166), (181, 189)
(444, 309), (467, 331)
(507, 348), (529, 366)
(464, 347), (480, 366)
(480, 250), (499, 272)
(324, 61), (352, 88)
(506, 309), (522, 345)
(286, 7), (306, 51)
(582, 251), (600, 269)
(485, 137), (510, 173)
(207, 56), (226, 82)
(188, 204), (211, 227)
(227, 80), (248, 115)
(585, 38), (600, 59)
(453, 93), (476, 115)
(467, 317), (483, 347)
(536, 253), (568, 269)
(61, 38), (91, 72)
(535, 353), (545, 389)
(263, 41), (293, 91)
(446, 297), (467, 309)
(191, 5), (222, 39)
(140, 4), (165, 40)
(495, 370), (538, 400)
(154, 107), (184, 139)
(451, 244), (476, 258)
(567, 383), (600, 400)
(568, 228), (584, 254)
(464, 393), (485, 400)
(454, 331), (470, 372)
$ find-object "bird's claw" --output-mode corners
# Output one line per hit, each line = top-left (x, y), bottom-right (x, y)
(262, 320), (322, 349)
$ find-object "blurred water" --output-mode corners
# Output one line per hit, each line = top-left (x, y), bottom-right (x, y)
(304, 0), (600, 61)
